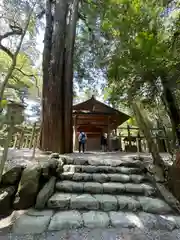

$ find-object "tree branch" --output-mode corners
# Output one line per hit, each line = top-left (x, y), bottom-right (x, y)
(0, 43), (14, 59)
(0, 3), (36, 99)
(14, 67), (40, 97)
(0, 26), (22, 41)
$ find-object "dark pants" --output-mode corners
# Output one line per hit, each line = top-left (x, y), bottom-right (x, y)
(79, 141), (85, 152)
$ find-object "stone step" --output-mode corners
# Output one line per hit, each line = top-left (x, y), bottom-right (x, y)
(47, 193), (173, 214)
(63, 164), (145, 174)
(60, 172), (149, 183)
(55, 181), (156, 196)
(12, 209), (180, 234)
(63, 157), (143, 168)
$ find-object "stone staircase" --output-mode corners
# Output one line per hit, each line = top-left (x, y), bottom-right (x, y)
(12, 155), (180, 236)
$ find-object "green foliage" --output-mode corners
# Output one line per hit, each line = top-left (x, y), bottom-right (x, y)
(0, 0), (43, 102)
(99, 0), (180, 101)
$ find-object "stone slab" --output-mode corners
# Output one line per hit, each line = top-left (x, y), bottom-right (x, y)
(83, 211), (110, 228)
(116, 196), (141, 211)
(131, 174), (146, 183)
(56, 181), (84, 193)
(138, 196), (173, 214)
(48, 210), (82, 230)
(110, 211), (137, 228)
(60, 172), (74, 180)
(94, 194), (118, 211)
(63, 165), (143, 174)
(13, 210), (54, 234)
(93, 173), (109, 183)
(103, 182), (125, 194)
(138, 212), (177, 231)
(70, 194), (99, 210)
(108, 174), (130, 182)
(141, 183), (156, 196)
(47, 193), (72, 209)
(73, 173), (93, 181)
(84, 182), (103, 194)
(125, 183), (144, 194)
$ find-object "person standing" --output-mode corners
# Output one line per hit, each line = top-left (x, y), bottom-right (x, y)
(101, 133), (107, 152)
(78, 131), (87, 153)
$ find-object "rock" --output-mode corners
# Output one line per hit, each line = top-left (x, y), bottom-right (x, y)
(73, 173), (93, 181)
(0, 186), (16, 215)
(13, 165), (41, 209)
(141, 183), (156, 196)
(13, 209), (53, 234)
(84, 182), (103, 194)
(103, 182), (125, 194)
(94, 194), (118, 211)
(125, 183), (144, 194)
(49, 153), (60, 159)
(138, 196), (173, 214)
(56, 159), (64, 176)
(110, 211), (138, 228)
(60, 172), (74, 181)
(108, 174), (130, 182)
(42, 158), (63, 179)
(83, 211), (110, 228)
(116, 196), (141, 211)
(131, 174), (146, 183)
(155, 215), (176, 231)
(74, 158), (88, 165)
(93, 173), (109, 183)
(138, 212), (159, 229)
(47, 193), (72, 209)
(56, 181), (84, 193)
(138, 212), (176, 231)
(48, 210), (82, 230)
(35, 176), (56, 209)
(70, 194), (99, 210)
(1, 166), (24, 185)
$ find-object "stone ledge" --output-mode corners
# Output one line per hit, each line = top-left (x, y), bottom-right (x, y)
(11, 209), (180, 234)
(47, 193), (173, 214)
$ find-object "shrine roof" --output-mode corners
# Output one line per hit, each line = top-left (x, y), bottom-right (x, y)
(73, 95), (130, 126)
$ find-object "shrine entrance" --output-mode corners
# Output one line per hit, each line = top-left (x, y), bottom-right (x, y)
(73, 96), (130, 151)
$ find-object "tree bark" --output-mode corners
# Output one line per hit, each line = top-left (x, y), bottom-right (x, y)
(160, 77), (180, 146)
(64, 0), (79, 153)
(40, 0), (53, 150)
(40, 0), (79, 153)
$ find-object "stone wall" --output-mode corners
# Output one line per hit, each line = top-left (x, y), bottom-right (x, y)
(0, 153), (64, 216)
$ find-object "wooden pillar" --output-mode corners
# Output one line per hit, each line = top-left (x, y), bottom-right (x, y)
(29, 123), (36, 149)
(73, 115), (77, 151)
(107, 116), (111, 151)
(127, 125), (131, 147)
(119, 132), (122, 151)
(13, 134), (18, 148)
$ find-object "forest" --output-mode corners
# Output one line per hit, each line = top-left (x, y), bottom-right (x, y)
(0, 0), (180, 158)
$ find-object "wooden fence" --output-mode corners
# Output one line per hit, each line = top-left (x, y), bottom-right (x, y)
(0, 123), (172, 153)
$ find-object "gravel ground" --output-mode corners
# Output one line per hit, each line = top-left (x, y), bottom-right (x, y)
(1, 228), (180, 240)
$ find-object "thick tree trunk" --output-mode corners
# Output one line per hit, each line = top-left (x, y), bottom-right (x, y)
(160, 77), (180, 146)
(64, 0), (79, 153)
(40, 0), (79, 153)
(40, 0), (53, 150)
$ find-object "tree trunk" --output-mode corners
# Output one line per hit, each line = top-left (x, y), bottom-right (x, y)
(40, 0), (79, 153)
(64, 0), (79, 153)
(132, 101), (164, 166)
(161, 82), (180, 146)
(40, 0), (53, 150)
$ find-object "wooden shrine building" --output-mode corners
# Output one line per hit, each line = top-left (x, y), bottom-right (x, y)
(73, 96), (130, 151)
